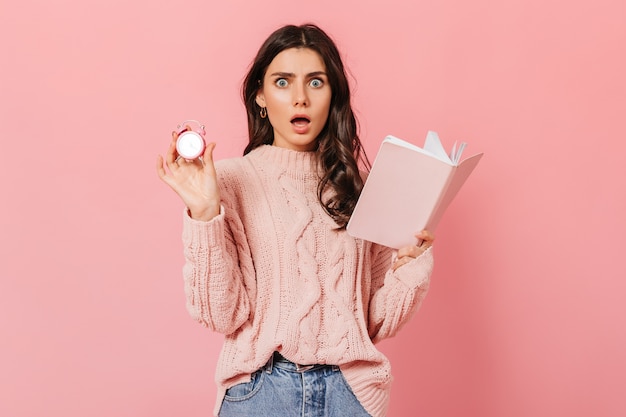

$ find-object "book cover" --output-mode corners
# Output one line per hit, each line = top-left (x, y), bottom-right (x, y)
(346, 131), (483, 249)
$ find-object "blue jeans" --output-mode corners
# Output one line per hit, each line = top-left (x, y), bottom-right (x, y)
(219, 352), (372, 417)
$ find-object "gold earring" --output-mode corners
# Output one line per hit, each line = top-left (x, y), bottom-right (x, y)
(260, 107), (267, 118)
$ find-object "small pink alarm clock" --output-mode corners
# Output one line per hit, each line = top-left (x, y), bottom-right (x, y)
(175, 120), (206, 160)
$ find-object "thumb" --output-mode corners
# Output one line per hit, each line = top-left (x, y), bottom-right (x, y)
(202, 142), (217, 169)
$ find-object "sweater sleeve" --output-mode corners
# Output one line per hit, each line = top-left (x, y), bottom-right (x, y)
(366, 244), (434, 343)
(182, 206), (252, 334)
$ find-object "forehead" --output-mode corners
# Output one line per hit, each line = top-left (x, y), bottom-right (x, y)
(266, 47), (326, 74)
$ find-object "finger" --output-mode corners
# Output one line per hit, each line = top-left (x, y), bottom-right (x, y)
(156, 155), (167, 179)
(203, 142), (216, 160)
(392, 256), (413, 272)
(416, 229), (435, 242)
(202, 142), (218, 172)
(397, 245), (419, 259)
(415, 230), (435, 248)
(165, 138), (180, 168)
(172, 126), (190, 140)
(156, 155), (175, 188)
(415, 239), (431, 251)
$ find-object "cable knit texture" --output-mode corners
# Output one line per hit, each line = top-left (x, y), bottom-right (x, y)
(181, 145), (434, 417)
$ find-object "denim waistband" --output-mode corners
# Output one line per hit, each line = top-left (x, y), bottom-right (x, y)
(265, 351), (339, 374)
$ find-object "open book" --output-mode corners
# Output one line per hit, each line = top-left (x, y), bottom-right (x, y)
(346, 131), (483, 249)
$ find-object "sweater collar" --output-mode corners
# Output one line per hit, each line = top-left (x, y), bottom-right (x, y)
(251, 145), (320, 177)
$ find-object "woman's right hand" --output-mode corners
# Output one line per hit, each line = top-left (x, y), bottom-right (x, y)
(156, 129), (221, 221)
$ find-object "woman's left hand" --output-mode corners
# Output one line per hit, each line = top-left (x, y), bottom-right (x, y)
(392, 230), (435, 271)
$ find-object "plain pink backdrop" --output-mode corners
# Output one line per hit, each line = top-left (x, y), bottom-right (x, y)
(1, 0), (625, 416)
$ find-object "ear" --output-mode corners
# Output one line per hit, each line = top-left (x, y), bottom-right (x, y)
(255, 92), (266, 108)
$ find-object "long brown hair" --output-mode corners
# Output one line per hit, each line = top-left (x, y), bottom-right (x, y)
(241, 24), (370, 228)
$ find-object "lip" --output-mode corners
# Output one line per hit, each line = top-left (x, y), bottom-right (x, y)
(290, 114), (311, 122)
(290, 114), (311, 134)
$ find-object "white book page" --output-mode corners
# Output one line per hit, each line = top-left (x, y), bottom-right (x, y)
(384, 133), (452, 164)
(424, 131), (454, 164)
(383, 132), (465, 166)
(383, 135), (424, 152)
(450, 141), (467, 165)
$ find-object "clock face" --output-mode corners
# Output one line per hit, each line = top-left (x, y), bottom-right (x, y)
(176, 131), (205, 159)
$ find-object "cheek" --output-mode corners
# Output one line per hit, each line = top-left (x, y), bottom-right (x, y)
(319, 99), (332, 120)
(321, 92), (332, 113)
(265, 90), (291, 107)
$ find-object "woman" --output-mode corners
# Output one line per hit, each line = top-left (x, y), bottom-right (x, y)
(157, 23), (434, 417)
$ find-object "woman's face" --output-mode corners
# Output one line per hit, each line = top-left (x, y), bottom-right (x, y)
(256, 47), (332, 151)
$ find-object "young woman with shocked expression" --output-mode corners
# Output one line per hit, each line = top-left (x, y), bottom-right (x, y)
(157, 24), (434, 417)
(255, 47), (331, 152)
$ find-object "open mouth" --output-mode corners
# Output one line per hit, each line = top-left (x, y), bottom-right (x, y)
(290, 116), (311, 126)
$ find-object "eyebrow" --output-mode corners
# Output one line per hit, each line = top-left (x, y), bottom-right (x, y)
(269, 71), (328, 78)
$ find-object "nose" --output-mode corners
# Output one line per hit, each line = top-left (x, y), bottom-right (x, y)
(293, 82), (308, 107)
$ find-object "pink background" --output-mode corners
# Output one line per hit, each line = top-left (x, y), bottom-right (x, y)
(1, 0), (625, 416)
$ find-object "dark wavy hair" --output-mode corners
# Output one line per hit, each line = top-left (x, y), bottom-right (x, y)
(242, 23), (370, 229)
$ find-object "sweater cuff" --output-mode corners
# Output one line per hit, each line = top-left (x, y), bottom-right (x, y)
(393, 246), (434, 288)
(182, 205), (226, 247)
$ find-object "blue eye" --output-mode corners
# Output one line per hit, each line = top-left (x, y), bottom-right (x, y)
(276, 78), (288, 87)
(310, 79), (323, 88)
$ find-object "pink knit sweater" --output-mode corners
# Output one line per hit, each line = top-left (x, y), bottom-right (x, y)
(181, 145), (434, 417)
